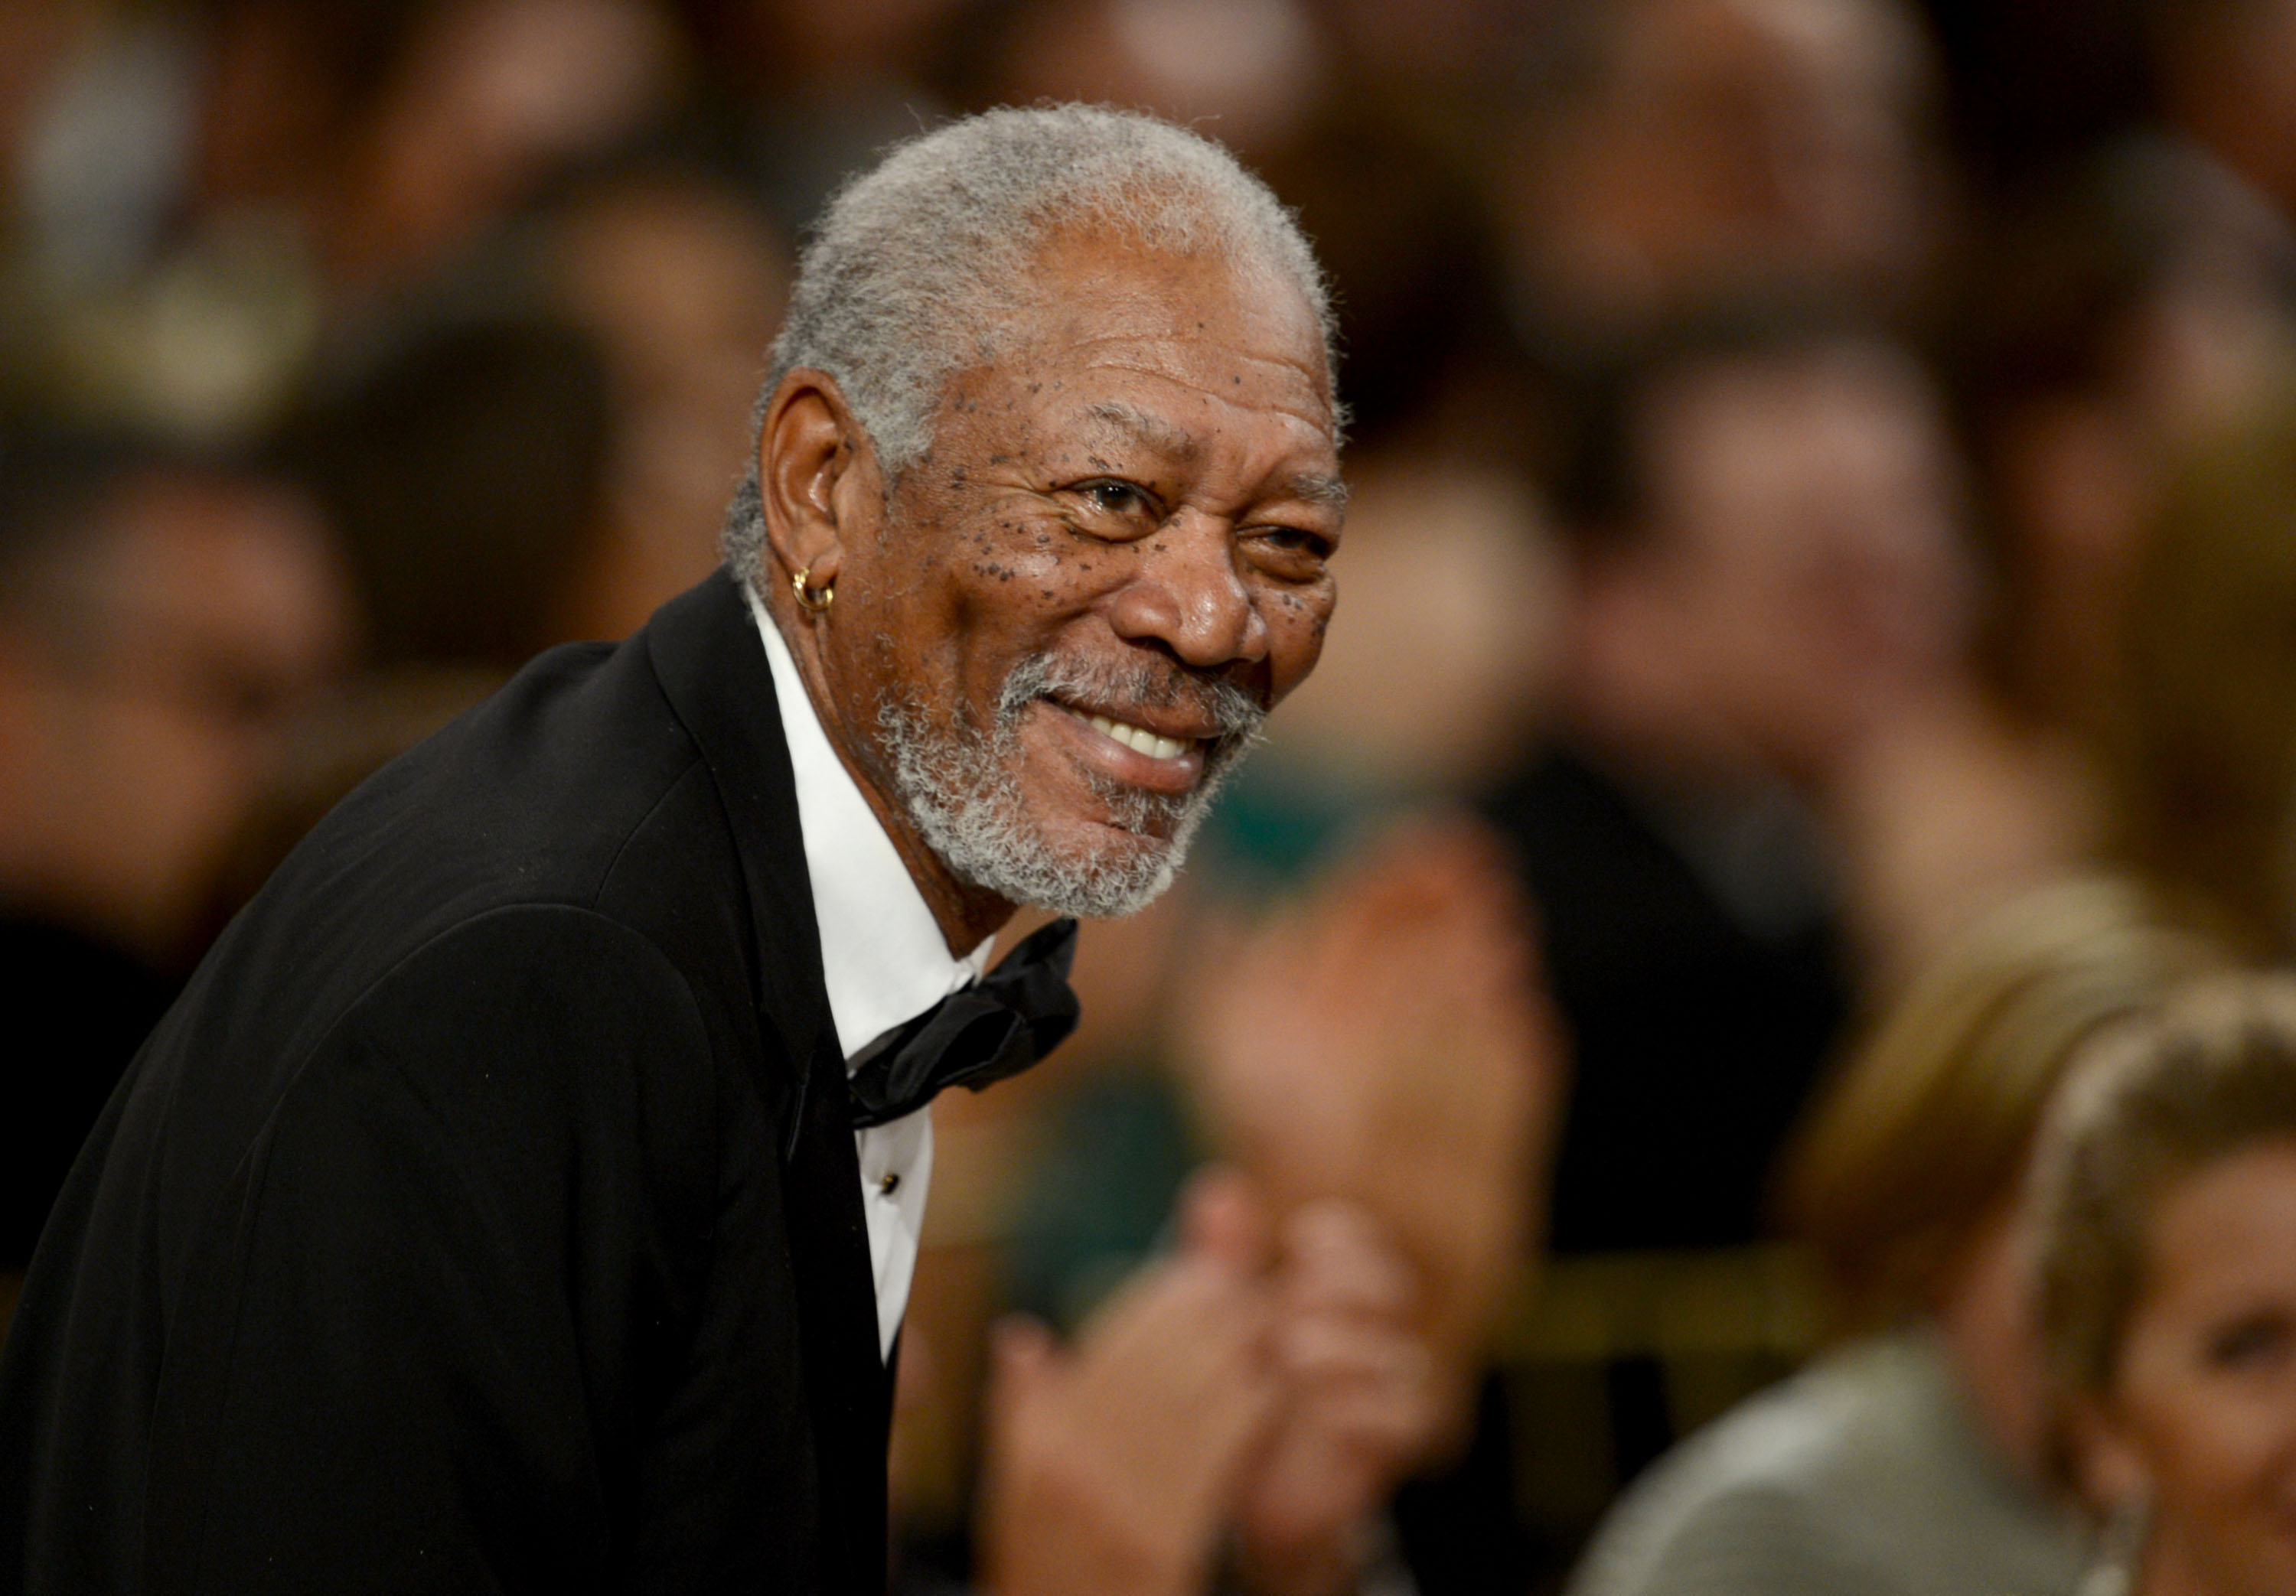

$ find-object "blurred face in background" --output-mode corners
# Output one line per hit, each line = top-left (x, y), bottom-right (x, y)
(1636, 339), (1970, 783)
(0, 472), (347, 962)
(328, 0), (677, 295)
(1510, 0), (1943, 342)
(547, 173), (789, 640)
(2078, 1140), (2296, 1596)
(984, 0), (1329, 161)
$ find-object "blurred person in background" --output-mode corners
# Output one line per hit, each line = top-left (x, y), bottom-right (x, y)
(189, 308), (675, 955)
(2102, 385), (2296, 962)
(1567, 877), (2207, 1596)
(944, 0), (1330, 166)
(527, 160), (791, 640)
(1182, 824), (1561, 1454)
(0, 428), (347, 1283)
(1954, 143), (2296, 763)
(1499, 0), (1952, 364)
(2036, 971), (2296, 1596)
(903, 822), (1558, 1596)
(1176, 822), (1564, 1595)
(285, 312), (617, 672)
(5, 0), (682, 443)
(976, 1177), (1450, 1596)
(679, 0), (964, 237)
(2145, 0), (2296, 239)
(292, 0), (681, 314)
(1478, 303), (1983, 1556)
(1487, 305), (1969, 1259)
(187, 165), (793, 940)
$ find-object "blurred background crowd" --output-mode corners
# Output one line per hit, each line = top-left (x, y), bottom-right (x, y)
(11, 1), (2296, 1592)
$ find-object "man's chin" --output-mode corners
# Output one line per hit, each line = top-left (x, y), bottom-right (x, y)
(882, 692), (1241, 920)
(918, 788), (1191, 920)
(987, 813), (1187, 920)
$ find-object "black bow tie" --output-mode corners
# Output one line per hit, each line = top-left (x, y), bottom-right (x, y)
(846, 917), (1081, 1129)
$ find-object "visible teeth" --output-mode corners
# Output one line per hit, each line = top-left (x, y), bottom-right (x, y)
(1083, 712), (1191, 761)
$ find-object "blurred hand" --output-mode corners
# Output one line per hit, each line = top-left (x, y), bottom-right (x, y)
(978, 1171), (1277, 1596)
(1234, 1200), (1443, 1596)
(1179, 815), (1565, 1440)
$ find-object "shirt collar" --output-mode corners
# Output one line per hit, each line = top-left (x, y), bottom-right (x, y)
(744, 580), (993, 1062)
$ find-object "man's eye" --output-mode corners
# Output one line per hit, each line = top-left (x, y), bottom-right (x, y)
(1078, 480), (1157, 518)
(1250, 525), (1336, 562)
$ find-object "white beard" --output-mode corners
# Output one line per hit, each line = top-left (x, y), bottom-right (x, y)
(876, 652), (1263, 919)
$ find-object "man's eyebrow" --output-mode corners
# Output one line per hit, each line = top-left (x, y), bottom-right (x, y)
(1082, 401), (1202, 462)
(1281, 471), (1350, 510)
(1081, 400), (1346, 508)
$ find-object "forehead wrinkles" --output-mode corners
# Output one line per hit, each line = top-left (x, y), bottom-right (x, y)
(1000, 244), (1333, 416)
(926, 278), (1339, 493)
(1064, 325), (1333, 419)
(1055, 340), (1335, 444)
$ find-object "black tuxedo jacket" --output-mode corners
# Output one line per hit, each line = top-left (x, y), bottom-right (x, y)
(0, 572), (896, 1594)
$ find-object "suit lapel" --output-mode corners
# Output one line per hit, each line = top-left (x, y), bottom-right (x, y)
(642, 568), (891, 1594)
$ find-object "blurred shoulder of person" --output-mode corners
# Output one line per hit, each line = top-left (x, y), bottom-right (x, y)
(1567, 876), (2214, 1596)
(2036, 969), (2296, 1596)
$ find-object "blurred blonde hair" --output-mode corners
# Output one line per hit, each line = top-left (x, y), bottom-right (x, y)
(2035, 971), (2296, 1399)
(1780, 877), (2213, 1332)
(2109, 388), (2296, 957)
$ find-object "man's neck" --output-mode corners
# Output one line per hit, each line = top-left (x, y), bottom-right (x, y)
(758, 578), (1016, 958)
(882, 816), (1016, 959)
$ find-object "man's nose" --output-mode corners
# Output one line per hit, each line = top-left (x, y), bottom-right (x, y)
(1104, 513), (1269, 669)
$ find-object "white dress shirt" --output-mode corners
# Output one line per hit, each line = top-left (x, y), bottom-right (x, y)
(745, 583), (993, 1360)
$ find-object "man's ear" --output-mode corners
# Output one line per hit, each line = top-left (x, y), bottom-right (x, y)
(758, 370), (884, 598)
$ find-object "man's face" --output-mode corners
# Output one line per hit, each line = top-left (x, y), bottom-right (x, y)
(817, 236), (1343, 917)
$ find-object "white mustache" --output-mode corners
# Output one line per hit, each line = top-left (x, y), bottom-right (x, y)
(996, 653), (1265, 744)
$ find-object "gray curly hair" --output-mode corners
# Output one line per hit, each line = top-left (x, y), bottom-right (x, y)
(720, 103), (1336, 585)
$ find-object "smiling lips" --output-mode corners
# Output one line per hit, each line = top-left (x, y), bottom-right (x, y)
(1061, 705), (1199, 762)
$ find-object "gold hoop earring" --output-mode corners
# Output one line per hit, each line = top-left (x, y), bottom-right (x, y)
(792, 565), (834, 613)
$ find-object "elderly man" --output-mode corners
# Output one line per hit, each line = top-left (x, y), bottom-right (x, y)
(0, 108), (1346, 1592)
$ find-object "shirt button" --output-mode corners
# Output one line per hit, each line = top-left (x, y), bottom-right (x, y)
(879, 1171), (901, 1194)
